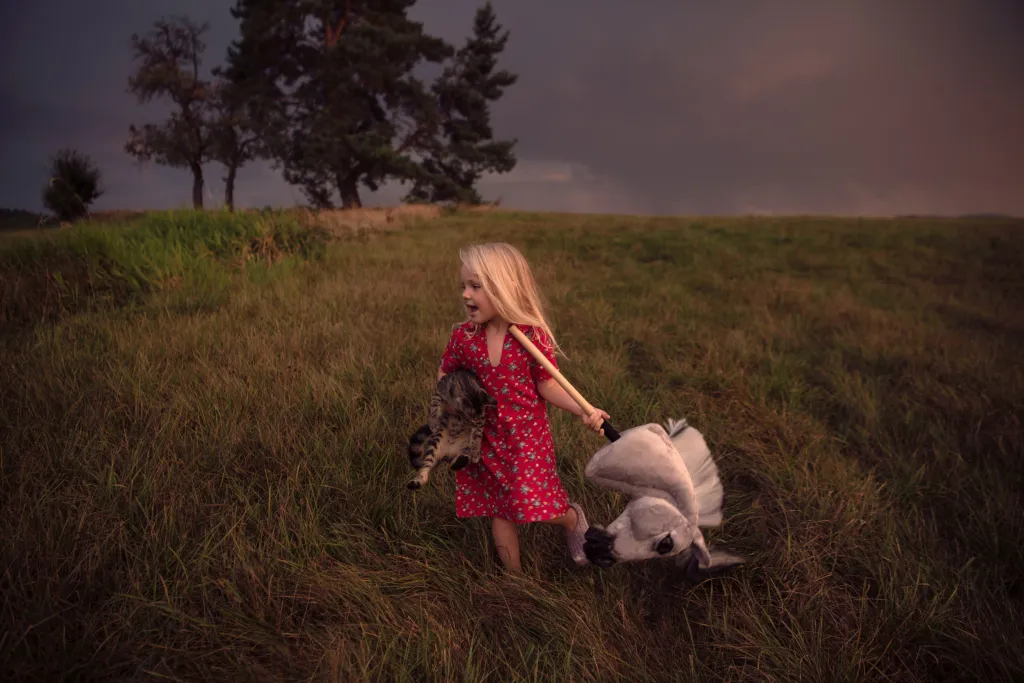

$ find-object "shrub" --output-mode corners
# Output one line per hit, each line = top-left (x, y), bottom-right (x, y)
(41, 148), (104, 222)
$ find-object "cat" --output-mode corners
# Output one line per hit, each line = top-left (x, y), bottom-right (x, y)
(407, 369), (496, 490)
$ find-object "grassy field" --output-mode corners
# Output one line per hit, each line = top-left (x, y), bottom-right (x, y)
(1, 208), (1022, 682)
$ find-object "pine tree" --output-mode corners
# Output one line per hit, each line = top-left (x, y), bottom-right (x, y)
(224, 0), (454, 208)
(406, 2), (518, 204)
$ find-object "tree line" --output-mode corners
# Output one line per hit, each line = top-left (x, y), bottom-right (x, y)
(126, 0), (518, 212)
(43, 1), (518, 221)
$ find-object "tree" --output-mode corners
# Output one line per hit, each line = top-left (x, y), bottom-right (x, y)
(208, 14), (287, 212)
(405, 2), (518, 204)
(206, 79), (267, 211)
(225, 0), (461, 209)
(41, 149), (104, 222)
(125, 16), (215, 209)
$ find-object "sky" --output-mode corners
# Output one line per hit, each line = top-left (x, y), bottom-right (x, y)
(2, 0), (1023, 217)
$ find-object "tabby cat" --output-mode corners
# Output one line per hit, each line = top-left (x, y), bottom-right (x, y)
(407, 369), (496, 490)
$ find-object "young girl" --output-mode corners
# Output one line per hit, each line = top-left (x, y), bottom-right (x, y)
(436, 242), (610, 571)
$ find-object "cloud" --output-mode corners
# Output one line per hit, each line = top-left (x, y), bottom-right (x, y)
(478, 160), (649, 214)
(483, 160), (574, 185)
(725, 53), (838, 104)
(486, 1), (1024, 215)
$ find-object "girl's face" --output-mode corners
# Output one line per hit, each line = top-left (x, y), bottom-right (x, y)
(460, 263), (497, 325)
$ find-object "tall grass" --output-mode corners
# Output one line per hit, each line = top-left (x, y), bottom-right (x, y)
(0, 209), (331, 329)
(1, 211), (1022, 681)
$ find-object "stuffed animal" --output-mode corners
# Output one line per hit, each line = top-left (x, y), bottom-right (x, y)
(582, 417), (746, 578)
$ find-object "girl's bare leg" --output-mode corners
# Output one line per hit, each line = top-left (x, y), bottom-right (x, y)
(491, 517), (522, 571)
(538, 506), (578, 532)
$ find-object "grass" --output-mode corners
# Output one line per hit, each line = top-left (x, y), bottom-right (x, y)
(1, 209), (1022, 681)
(0, 208), (335, 330)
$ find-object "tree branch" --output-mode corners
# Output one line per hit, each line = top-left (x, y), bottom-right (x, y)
(326, 0), (352, 47)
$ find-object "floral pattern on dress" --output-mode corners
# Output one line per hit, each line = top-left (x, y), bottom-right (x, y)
(439, 321), (570, 523)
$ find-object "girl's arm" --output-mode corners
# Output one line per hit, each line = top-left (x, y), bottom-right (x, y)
(538, 378), (584, 416)
(529, 329), (609, 434)
(538, 378), (610, 434)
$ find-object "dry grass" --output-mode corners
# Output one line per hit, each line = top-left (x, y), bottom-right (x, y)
(1, 210), (1022, 682)
(82, 209), (148, 224)
(291, 204), (444, 238)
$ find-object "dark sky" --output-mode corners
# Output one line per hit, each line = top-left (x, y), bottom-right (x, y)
(2, 1), (1023, 216)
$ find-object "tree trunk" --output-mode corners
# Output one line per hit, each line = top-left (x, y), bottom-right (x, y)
(191, 163), (204, 209)
(337, 172), (362, 209)
(224, 163), (237, 212)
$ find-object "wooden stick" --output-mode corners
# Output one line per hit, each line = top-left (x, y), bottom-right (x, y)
(509, 323), (620, 441)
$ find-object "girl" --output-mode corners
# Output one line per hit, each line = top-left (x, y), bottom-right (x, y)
(436, 242), (610, 572)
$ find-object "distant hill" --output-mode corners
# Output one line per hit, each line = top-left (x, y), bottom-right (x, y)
(0, 208), (53, 232)
(957, 213), (1021, 220)
(893, 213), (1021, 220)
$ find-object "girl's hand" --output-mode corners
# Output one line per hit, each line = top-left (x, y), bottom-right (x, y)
(583, 409), (610, 436)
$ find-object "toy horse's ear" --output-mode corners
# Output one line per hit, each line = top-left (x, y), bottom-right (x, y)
(692, 535), (712, 569)
(677, 544), (746, 581)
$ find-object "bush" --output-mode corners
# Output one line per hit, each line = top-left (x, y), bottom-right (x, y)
(41, 148), (104, 222)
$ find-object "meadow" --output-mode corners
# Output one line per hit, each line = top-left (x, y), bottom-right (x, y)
(1, 207), (1022, 682)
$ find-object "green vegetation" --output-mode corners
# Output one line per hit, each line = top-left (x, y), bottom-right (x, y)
(41, 148), (105, 222)
(0, 209), (331, 329)
(1, 210), (1022, 681)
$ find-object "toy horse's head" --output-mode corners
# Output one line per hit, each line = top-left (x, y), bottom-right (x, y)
(583, 495), (709, 568)
(582, 420), (745, 575)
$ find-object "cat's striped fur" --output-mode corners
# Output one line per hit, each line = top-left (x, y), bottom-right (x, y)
(407, 369), (496, 490)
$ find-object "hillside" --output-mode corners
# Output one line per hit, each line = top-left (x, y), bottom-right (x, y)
(0, 208), (50, 232)
(1, 209), (1022, 681)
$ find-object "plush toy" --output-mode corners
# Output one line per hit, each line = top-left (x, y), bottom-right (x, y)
(582, 417), (746, 578)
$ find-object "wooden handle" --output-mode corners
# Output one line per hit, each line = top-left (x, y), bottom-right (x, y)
(509, 324), (621, 442)
(508, 324), (594, 415)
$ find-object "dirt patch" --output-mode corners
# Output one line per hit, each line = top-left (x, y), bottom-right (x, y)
(293, 204), (444, 237)
(451, 198), (504, 213)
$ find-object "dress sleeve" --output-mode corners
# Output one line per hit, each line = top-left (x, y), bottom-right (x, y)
(439, 325), (463, 374)
(527, 326), (558, 385)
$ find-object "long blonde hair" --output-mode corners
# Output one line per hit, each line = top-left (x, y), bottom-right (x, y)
(459, 242), (566, 358)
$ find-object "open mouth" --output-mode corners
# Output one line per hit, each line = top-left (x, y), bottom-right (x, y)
(466, 304), (479, 315)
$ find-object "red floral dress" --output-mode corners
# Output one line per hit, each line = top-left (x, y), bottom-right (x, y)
(438, 321), (571, 524)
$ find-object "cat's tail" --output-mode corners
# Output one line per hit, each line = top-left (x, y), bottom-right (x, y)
(407, 424), (431, 469)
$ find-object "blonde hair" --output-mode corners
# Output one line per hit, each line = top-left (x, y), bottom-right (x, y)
(459, 242), (565, 358)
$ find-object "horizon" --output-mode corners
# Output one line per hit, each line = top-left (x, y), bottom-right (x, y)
(4, 206), (1022, 224)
